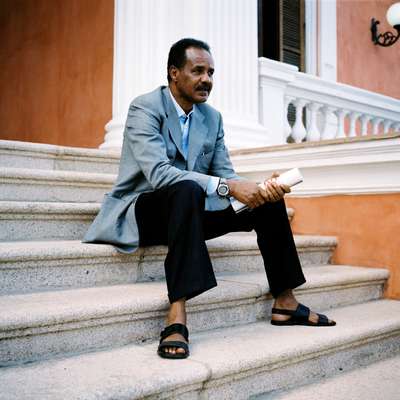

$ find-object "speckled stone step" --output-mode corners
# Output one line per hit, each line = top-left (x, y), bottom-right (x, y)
(0, 234), (336, 294)
(255, 354), (400, 400)
(0, 201), (295, 242)
(0, 167), (115, 203)
(0, 265), (388, 366)
(0, 300), (399, 399)
(0, 140), (120, 174)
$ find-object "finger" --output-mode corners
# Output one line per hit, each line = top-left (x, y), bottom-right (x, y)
(280, 184), (291, 194)
(271, 171), (280, 179)
(265, 183), (281, 201)
(270, 181), (285, 198)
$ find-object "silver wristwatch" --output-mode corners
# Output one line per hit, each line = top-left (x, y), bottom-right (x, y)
(217, 178), (230, 197)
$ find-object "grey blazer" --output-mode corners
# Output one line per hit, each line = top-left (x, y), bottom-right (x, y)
(83, 86), (242, 253)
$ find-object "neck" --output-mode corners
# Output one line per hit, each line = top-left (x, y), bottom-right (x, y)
(169, 85), (193, 114)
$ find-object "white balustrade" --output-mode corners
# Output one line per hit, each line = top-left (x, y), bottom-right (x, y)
(360, 115), (371, 136)
(306, 102), (322, 141)
(321, 106), (337, 140)
(284, 97), (294, 140)
(349, 112), (361, 137)
(383, 120), (392, 134)
(335, 109), (348, 139)
(259, 58), (400, 145)
(291, 99), (308, 143)
(372, 118), (383, 135)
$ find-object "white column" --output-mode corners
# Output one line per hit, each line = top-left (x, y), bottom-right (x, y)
(305, 0), (318, 76)
(319, 0), (337, 81)
(100, 0), (267, 150)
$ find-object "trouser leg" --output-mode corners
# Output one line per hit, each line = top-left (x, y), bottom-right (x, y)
(203, 199), (306, 298)
(135, 180), (217, 303)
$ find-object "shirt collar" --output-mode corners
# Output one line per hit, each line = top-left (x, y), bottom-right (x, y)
(168, 89), (194, 119)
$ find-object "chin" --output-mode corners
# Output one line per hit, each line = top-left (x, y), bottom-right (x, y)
(194, 94), (209, 103)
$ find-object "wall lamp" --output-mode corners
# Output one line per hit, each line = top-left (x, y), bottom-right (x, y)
(371, 2), (400, 47)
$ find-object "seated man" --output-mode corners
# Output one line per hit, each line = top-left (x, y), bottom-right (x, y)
(84, 38), (335, 360)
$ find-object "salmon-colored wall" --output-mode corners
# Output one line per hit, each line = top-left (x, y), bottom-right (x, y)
(287, 194), (400, 299)
(0, 0), (113, 148)
(337, 0), (400, 100)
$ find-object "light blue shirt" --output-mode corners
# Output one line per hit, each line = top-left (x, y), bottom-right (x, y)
(169, 90), (219, 195)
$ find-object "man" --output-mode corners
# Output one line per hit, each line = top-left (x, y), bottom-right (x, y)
(84, 38), (335, 360)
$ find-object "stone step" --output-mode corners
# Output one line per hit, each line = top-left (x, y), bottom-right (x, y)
(0, 201), (295, 242)
(0, 265), (388, 366)
(255, 354), (400, 400)
(0, 300), (399, 399)
(0, 201), (98, 241)
(0, 139), (120, 174)
(0, 167), (115, 203)
(0, 234), (336, 294)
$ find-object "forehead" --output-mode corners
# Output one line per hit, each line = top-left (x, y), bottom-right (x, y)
(184, 47), (214, 68)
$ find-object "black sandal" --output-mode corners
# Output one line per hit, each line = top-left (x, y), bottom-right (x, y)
(157, 323), (190, 359)
(271, 303), (336, 327)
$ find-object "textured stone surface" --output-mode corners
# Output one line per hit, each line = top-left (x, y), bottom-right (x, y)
(0, 167), (115, 203)
(0, 266), (388, 366)
(0, 139), (120, 174)
(256, 354), (400, 399)
(0, 300), (399, 400)
(0, 235), (336, 294)
(0, 201), (99, 241)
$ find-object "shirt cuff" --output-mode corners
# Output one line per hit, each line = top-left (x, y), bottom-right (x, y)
(206, 176), (220, 196)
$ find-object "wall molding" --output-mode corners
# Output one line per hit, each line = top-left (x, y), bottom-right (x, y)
(231, 137), (400, 196)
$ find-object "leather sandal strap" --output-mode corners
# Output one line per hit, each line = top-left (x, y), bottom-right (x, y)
(158, 340), (189, 353)
(271, 308), (295, 316)
(160, 323), (189, 342)
(271, 303), (310, 319)
(317, 313), (329, 324)
(294, 303), (310, 321)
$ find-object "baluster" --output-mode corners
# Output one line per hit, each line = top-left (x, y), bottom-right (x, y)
(291, 99), (307, 143)
(394, 123), (400, 133)
(383, 120), (392, 134)
(305, 102), (322, 142)
(372, 118), (383, 135)
(321, 106), (337, 140)
(360, 115), (371, 136)
(335, 109), (348, 139)
(348, 112), (360, 137)
(284, 97), (294, 140)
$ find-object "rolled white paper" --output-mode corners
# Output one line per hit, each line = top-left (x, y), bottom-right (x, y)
(231, 168), (303, 213)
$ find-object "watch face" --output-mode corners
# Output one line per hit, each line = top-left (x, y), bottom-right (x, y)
(218, 184), (229, 196)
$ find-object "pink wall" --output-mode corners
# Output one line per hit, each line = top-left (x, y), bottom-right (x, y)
(337, 0), (400, 100)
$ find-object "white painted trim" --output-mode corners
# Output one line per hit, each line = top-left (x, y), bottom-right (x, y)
(231, 138), (400, 196)
(318, 0), (337, 81)
(305, 0), (318, 75)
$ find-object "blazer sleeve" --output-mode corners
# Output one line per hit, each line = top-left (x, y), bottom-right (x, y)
(124, 104), (211, 190)
(208, 113), (245, 181)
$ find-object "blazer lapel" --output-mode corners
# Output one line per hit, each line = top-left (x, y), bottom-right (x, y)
(187, 107), (208, 171)
(162, 88), (185, 159)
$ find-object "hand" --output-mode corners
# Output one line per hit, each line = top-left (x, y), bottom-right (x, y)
(263, 172), (291, 202)
(227, 179), (270, 209)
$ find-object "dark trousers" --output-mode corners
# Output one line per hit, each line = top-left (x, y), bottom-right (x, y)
(135, 180), (306, 303)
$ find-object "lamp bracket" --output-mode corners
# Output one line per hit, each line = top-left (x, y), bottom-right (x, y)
(371, 18), (400, 47)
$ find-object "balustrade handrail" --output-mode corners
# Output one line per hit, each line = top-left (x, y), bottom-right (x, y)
(258, 57), (400, 144)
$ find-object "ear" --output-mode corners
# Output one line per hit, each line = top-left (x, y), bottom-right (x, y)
(169, 65), (179, 83)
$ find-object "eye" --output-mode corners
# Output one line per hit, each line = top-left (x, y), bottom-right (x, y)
(208, 69), (214, 77)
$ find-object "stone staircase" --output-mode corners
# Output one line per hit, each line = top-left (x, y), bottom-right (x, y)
(0, 139), (399, 399)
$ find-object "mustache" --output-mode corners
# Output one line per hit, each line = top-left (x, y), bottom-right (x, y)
(196, 84), (211, 91)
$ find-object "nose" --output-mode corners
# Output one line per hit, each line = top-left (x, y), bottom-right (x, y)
(201, 72), (211, 84)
